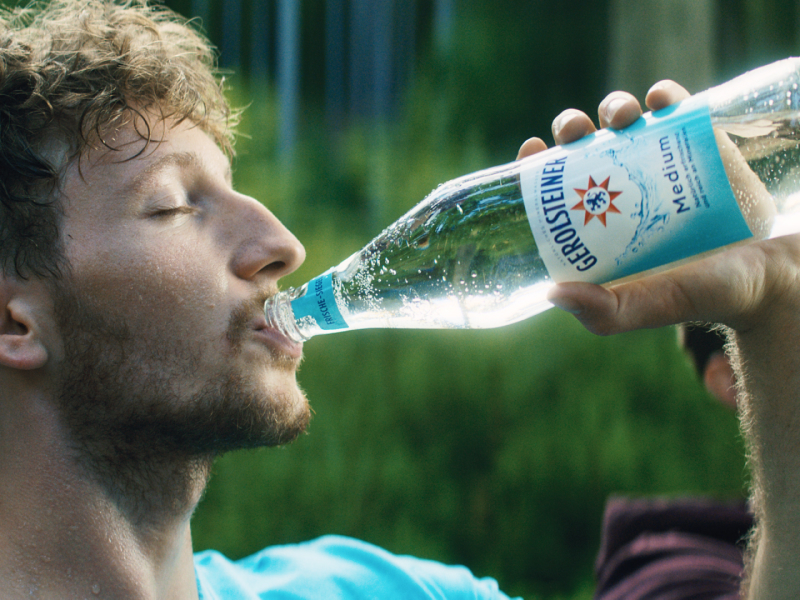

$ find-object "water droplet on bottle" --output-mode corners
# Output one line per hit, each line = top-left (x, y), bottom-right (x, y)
(92, 583), (101, 595)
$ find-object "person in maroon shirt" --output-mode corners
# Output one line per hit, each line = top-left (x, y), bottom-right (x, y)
(592, 325), (751, 600)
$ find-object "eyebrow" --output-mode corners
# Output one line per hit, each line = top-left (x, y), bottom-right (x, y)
(125, 151), (233, 197)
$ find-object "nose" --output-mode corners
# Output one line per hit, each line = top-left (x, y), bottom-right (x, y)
(229, 194), (306, 281)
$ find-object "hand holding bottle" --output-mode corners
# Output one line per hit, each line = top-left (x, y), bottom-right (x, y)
(536, 80), (790, 335)
(540, 80), (800, 600)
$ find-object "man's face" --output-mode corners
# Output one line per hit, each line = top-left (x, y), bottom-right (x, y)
(51, 114), (309, 474)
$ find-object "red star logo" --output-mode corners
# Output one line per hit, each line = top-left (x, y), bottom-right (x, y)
(572, 176), (623, 227)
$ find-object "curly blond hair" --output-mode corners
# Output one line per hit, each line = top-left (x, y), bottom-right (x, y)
(0, 0), (236, 278)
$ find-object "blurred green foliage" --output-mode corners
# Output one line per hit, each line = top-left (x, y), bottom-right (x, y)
(190, 82), (748, 599)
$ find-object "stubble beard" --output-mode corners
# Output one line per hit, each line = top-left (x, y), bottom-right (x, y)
(51, 278), (310, 518)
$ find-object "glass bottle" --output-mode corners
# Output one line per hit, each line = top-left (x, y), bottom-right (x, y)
(266, 57), (800, 343)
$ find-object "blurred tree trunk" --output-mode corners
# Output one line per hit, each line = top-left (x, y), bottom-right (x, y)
(608, 0), (717, 98)
(277, 0), (300, 167)
(221, 0), (243, 68)
(349, 0), (371, 117)
(250, 0), (269, 80)
(716, 0), (799, 78)
(326, 0), (346, 135)
(394, 1), (417, 103)
(433, 0), (454, 58)
(373, 0), (395, 120)
(190, 0), (211, 34)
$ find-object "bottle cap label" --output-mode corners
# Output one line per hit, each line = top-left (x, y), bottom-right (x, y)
(291, 273), (349, 331)
(520, 97), (753, 284)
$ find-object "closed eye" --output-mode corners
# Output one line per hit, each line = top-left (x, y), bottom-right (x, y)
(150, 205), (200, 218)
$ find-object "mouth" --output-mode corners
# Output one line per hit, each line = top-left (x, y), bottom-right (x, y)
(252, 317), (304, 360)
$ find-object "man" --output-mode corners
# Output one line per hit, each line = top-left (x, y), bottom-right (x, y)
(0, 0), (311, 596)
(0, 2), (797, 599)
(0, 1), (512, 597)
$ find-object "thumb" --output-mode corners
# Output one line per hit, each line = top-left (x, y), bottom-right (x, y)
(546, 278), (700, 336)
(545, 236), (779, 335)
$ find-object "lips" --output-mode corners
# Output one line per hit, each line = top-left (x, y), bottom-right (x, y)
(253, 317), (304, 359)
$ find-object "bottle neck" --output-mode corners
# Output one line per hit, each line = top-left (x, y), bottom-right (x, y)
(265, 291), (308, 343)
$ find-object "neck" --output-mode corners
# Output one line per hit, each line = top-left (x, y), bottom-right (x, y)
(0, 390), (209, 599)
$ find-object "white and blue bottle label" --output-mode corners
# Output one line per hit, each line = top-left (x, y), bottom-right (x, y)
(520, 97), (753, 284)
(291, 273), (349, 331)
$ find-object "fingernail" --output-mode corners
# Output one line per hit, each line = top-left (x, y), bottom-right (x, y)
(552, 113), (567, 139)
(549, 295), (584, 315)
(603, 96), (628, 125)
(552, 109), (576, 140)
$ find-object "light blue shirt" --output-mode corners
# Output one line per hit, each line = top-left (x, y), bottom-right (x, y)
(195, 535), (517, 599)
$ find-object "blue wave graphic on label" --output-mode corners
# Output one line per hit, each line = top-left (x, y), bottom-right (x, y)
(520, 97), (753, 283)
(291, 273), (348, 331)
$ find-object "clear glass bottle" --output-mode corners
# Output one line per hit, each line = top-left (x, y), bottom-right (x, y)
(266, 57), (800, 343)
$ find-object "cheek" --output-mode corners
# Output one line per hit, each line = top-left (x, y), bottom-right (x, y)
(68, 233), (230, 330)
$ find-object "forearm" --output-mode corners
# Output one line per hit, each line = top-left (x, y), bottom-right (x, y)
(729, 309), (800, 599)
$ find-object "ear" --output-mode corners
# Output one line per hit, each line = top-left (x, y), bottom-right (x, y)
(0, 276), (50, 370)
(703, 351), (738, 411)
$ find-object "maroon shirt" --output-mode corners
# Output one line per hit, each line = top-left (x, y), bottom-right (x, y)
(593, 496), (753, 600)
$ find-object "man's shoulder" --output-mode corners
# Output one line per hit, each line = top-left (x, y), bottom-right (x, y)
(195, 535), (517, 600)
